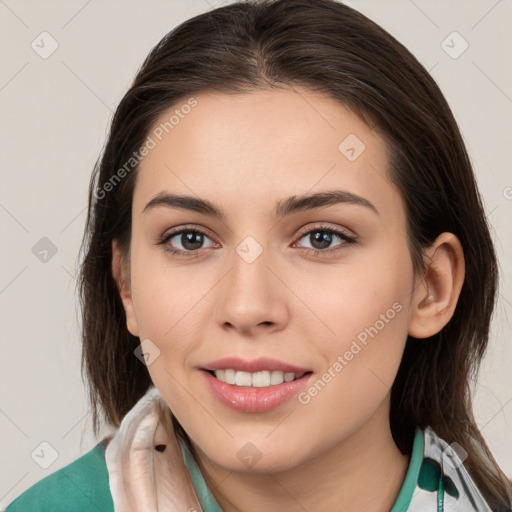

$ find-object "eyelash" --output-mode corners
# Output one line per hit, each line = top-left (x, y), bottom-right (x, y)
(156, 224), (358, 258)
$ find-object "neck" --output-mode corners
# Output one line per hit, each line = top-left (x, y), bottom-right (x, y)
(194, 398), (411, 512)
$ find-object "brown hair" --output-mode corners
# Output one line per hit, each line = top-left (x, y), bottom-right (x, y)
(77, 0), (512, 508)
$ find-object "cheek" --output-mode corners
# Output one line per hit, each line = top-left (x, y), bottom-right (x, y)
(294, 239), (412, 343)
(298, 246), (412, 421)
(128, 248), (224, 401)
(128, 259), (206, 410)
(129, 238), (208, 338)
(302, 242), (409, 351)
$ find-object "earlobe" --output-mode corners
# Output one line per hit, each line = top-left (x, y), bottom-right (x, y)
(112, 239), (140, 337)
(408, 232), (465, 339)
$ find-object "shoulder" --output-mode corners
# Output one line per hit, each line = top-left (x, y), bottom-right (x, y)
(4, 439), (114, 512)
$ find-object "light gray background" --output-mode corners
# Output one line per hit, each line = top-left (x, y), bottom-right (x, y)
(1, 0), (511, 508)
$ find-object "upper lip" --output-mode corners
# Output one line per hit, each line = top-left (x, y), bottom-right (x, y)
(202, 357), (312, 374)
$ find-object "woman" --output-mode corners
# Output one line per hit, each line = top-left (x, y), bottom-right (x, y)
(6, 0), (511, 510)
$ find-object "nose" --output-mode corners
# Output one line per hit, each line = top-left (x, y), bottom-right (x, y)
(214, 242), (290, 337)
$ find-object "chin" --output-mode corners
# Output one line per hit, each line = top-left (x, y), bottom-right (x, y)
(195, 437), (311, 474)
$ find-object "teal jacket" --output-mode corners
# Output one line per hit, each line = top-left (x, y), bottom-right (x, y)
(4, 426), (493, 511)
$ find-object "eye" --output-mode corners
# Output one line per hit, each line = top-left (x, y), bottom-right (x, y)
(294, 224), (357, 255)
(157, 226), (217, 256)
(157, 223), (357, 258)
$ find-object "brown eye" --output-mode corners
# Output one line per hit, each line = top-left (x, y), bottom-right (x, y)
(157, 227), (216, 256)
(295, 225), (357, 255)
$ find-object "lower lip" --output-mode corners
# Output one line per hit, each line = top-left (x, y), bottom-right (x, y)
(200, 370), (313, 413)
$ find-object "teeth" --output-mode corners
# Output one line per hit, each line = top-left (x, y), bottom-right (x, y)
(235, 371), (252, 387)
(224, 369), (236, 384)
(212, 369), (305, 387)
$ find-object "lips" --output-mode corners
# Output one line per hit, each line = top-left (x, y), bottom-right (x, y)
(201, 369), (313, 413)
(202, 356), (311, 374)
(199, 356), (313, 413)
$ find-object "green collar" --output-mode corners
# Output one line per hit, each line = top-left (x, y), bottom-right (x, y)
(391, 427), (425, 511)
(180, 426), (492, 512)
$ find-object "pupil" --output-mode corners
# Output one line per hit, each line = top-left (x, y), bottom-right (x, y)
(182, 232), (203, 250)
(311, 231), (331, 250)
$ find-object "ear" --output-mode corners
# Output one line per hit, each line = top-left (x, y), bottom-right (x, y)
(408, 232), (465, 339)
(112, 239), (140, 337)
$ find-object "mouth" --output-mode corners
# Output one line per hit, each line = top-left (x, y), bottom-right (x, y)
(204, 369), (313, 388)
(200, 367), (314, 413)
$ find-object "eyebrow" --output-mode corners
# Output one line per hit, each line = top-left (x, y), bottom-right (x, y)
(142, 189), (379, 218)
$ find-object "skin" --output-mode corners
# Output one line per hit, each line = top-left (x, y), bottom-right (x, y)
(112, 86), (465, 511)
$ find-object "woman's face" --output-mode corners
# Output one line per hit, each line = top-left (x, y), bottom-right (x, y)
(120, 87), (417, 472)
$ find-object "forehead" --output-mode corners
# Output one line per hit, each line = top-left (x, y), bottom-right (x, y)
(134, 87), (399, 221)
